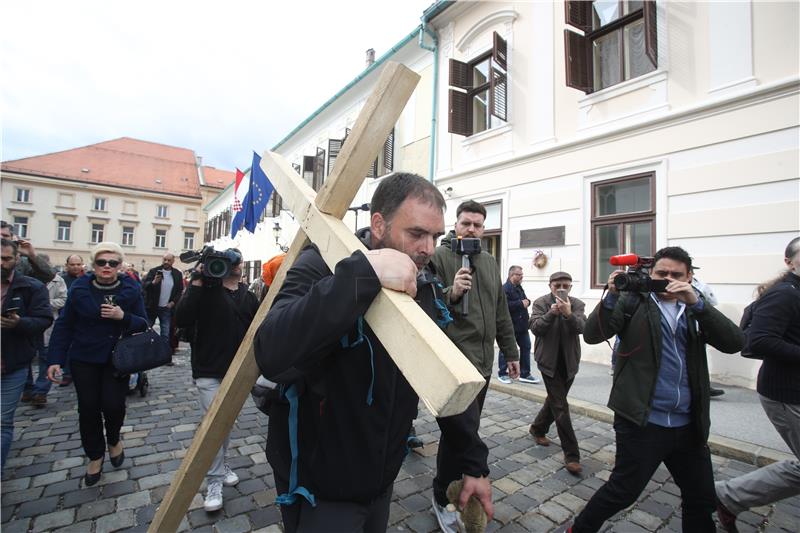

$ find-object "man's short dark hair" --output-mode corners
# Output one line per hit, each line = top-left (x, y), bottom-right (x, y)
(1, 238), (18, 255)
(456, 200), (486, 220)
(653, 246), (693, 272)
(785, 236), (800, 259)
(370, 172), (445, 223)
(508, 265), (522, 275)
(0, 220), (13, 236)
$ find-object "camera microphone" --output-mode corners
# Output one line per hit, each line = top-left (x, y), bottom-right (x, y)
(609, 253), (640, 266)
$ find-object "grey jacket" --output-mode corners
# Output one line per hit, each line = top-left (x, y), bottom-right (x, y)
(529, 293), (586, 380)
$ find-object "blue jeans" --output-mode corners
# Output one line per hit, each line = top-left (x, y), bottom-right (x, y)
(150, 306), (172, 341)
(499, 329), (532, 378)
(2, 367), (28, 469)
(24, 346), (52, 396)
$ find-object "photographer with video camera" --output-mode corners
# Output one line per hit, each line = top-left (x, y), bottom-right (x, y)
(570, 246), (744, 533)
(174, 246), (259, 513)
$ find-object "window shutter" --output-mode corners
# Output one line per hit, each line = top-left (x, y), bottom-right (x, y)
(564, 0), (592, 32)
(327, 138), (343, 175)
(449, 59), (470, 90)
(564, 30), (593, 93)
(644, 0), (658, 67)
(366, 158), (378, 179)
(448, 89), (471, 136)
(382, 128), (394, 173)
(489, 69), (507, 122)
(492, 32), (508, 71)
(314, 147), (326, 191)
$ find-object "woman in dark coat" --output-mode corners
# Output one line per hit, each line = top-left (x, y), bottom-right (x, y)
(48, 242), (148, 486)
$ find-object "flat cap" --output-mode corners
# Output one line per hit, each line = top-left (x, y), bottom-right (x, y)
(549, 271), (572, 282)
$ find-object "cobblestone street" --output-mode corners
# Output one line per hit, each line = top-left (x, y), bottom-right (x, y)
(2, 348), (799, 532)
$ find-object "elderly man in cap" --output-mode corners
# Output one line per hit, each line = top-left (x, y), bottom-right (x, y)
(529, 271), (586, 475)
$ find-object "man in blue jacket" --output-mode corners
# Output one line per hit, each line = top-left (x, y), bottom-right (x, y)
(1, 238), (52, 470)
(498, 265), (539, 384)
(570, 246), (744, 533)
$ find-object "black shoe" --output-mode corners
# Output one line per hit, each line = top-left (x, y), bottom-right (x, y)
(710, 387), (726, 397)
(84, 460), (104, 486)
(110, 449), (125, 468)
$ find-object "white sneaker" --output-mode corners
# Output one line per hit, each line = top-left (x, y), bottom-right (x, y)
(223, 464), (239, 487)
(204, 480), (223, 512)
(518, 375), (541, 384)
(497, 375), (512, 384)
(431, 495), (460, 533)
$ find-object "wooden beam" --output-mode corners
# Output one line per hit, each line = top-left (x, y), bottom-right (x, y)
(261, 152), (486, 417)
(149, 61), (425, 532)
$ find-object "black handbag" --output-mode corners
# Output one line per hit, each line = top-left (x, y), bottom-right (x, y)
(112, 327), (172, 374)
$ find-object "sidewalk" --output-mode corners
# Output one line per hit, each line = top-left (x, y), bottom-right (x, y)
(1, 348), (798, 532)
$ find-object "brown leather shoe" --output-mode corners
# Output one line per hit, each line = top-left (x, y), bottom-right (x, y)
(565, 462), (583, 475)
(716, 498), (738, 532)
(31, 394), (47, 407)
(21, 391), (33, 403)
(529, 427), (551, 446)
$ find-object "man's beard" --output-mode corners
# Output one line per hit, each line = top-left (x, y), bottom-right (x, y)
(1, 266), (13, 280)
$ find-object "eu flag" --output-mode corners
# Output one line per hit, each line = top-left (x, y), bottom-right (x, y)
(231, 151), (274, 238)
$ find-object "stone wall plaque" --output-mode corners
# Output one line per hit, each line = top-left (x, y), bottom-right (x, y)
(520, 226), (565, 248)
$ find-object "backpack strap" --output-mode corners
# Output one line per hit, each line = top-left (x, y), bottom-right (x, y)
(339, 316), (375, 406)
(274, 384), (316, 508)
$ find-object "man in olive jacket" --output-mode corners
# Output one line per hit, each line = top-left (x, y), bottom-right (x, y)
(429, 200), (519, 531)
(529, 271), (586, 475)
(571, 247), (744, 533)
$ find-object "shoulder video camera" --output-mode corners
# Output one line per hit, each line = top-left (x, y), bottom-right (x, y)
(609, 254), (669, 293)
(180, 246), (242, 284)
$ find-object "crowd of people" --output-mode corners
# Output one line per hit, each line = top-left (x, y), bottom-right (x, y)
(1, 185), (798, 532)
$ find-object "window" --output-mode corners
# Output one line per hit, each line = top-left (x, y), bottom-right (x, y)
(448, 32), (508, 137)
(185, 208), (197, 222)
(91, 223), (104, 243)
(122, 226), (135, 246)
(591, 173), (655, 287)
(57, 220), (72, 241)
(123, 201), (137, 214)
(565, 0), (657, 94)
(366, 128), (395, 179)
(155, 229), (167, 248)
(15, 188), (30, 203)
(184, 231), (194, 250)
(93, 197), (107, 211)
(156, 205), (168, 218)
(57, 193), (75, 208)
(13, 216), (28, 238)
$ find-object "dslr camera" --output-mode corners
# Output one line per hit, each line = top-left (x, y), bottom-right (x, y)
(180, 246), (242, 284)
(609, 254), (669, 293)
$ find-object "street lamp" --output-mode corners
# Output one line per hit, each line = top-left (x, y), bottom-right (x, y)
(141, 259), (146, 273)
(346, 203), (370, 232)
(272, 222), (289, 253)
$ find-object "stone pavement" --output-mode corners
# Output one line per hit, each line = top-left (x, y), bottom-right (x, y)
(2, 348), (799, 532)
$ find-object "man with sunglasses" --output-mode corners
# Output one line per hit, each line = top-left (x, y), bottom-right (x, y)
(529, 271), (586, 475)
(142, 253), (184, 356)
(175, 247), (259, 513)
(569, 247), (744, 532)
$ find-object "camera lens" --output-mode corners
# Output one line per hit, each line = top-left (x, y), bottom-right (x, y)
(206, 258), (228, 278)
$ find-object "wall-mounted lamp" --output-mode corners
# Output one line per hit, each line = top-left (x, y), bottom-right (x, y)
(346, 203), (371, 232)
(444, 186), (453, 198)
(272, 222), (289, 252)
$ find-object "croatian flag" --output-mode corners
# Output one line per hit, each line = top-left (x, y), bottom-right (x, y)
(232, 168), (245, 212)
(231, 152), (274, 239)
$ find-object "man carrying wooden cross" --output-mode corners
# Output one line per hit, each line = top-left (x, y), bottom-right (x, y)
(254, 173), (494, 532)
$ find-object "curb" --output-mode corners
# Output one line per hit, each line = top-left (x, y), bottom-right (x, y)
(489, 381), (794, 467)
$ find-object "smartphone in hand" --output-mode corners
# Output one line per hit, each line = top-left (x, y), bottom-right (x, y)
(556, 289), (569, 302)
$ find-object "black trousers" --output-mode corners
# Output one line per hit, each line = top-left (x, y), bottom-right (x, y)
(276, 472), (392, 533)
(433, 378), (490, 506)
(572, 416), (716, 533)
(70, 359), (129, 461)
(531, 356), (579, 463)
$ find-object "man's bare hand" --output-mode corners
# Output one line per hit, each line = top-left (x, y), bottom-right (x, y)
(555, 296), (572, 317)
(507, 361), (520, 379)
(1, 311), (20, 328)
(607, 270), (625, 295)
(451, 267), (472, 300)
(522, 298), (530, 308)
(47, 364), (62, 383)
(665, 279), (698, 305)
(16, 239), (35, 258)
(458, 475), (494, 521)
(365, 249), (418, 298)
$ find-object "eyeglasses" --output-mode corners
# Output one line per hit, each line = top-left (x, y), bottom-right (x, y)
(95, 259), (121, 268)
(552, 283), (572, 289)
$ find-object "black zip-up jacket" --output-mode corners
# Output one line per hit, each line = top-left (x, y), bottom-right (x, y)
(142, 266), (183, 312)
(174, 282), (258, 380)
(504, 280), (530, 333)
(1, 273), (52, 373)
(255, 239), (487, 504)
(751, 271), (800, 404)
(584, 292), (743, 442)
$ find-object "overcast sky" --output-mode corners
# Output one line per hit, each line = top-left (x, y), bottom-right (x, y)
(0, 0), (434, 171)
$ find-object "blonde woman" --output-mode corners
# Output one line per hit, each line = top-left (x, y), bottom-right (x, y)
(48, 242), (148, 486)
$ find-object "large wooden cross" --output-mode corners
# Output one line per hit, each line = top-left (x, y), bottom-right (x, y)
(149, 62), (485, 532)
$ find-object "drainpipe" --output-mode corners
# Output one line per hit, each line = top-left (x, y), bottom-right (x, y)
(418, 20), (438, 182)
